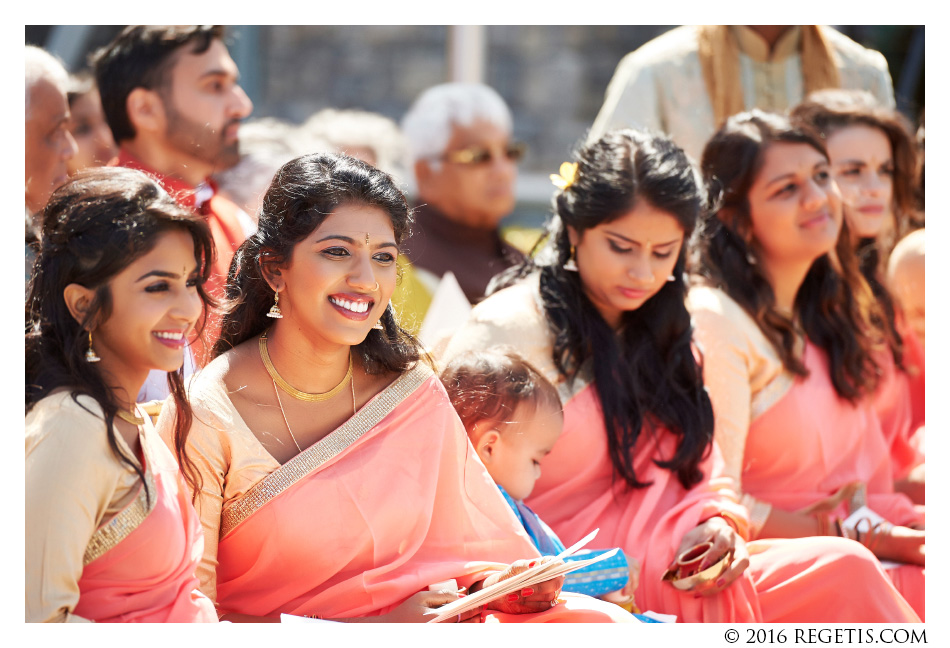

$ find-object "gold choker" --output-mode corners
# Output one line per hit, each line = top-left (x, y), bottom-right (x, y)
(116, 408), (145, 426)
(259, 332), (353, 402)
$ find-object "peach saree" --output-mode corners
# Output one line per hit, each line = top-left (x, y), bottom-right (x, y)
(74, 419), (216, 623)
(26, 397), (217, 623)
(743, 342), (925, 619)
(195, 364), (631, 622)
(441, 276), (920, 623)
(526, 384), (918, 623)
(872, 351), (923, 482)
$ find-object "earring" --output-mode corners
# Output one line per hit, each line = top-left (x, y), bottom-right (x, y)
(373, 302), (390, 331)
(666, 274), (677, 282)
(745, 250), (757, 266)
(85, 330), (101, 363)
(267, 291), (283, 318)
(563, 245), (579, 272)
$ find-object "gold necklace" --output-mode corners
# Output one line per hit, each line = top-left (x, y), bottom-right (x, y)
(272, 375), (357, 455)
(259, 332), (353, 402)
(116, 408), (145, 426)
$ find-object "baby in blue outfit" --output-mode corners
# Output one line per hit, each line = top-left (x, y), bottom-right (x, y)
(441, 348), (656, 620)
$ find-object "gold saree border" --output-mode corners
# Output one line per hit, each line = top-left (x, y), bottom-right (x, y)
(750, 370), (795, 421)
(220, 363), (433, 538)
(83, 468), (156, 566)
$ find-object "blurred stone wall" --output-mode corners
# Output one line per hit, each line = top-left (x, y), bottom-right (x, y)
(248, 25), (674, 176)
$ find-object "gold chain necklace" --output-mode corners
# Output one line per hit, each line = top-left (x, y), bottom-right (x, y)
(259, 332), (353, 402)
(116, 408), (145, 426)
(271, 375), (357, 455)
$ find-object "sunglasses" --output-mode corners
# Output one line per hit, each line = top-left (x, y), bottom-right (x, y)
(442, 142), (527, 166)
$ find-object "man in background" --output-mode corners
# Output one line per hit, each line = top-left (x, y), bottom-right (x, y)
(94, 25), (255, 368)
(397, 82), (525, 333)
(26, 45), (78, 259)
(589, 25), (894, 159)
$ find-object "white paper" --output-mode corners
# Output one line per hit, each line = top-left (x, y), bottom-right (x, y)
(641, 610), (677, 623)
(842, 506), (901, 569)
(842, 505), (887, 532)
(418, 271), (472, 348)
(279, 613), (342, 623)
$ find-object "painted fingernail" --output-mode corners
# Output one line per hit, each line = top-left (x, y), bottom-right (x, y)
(507, 593), (519, 602)
(521, 588), (534, 596)
(458, 593), (466, 598)
(716, 577), (726, 587)
(528, 561), (537, 568)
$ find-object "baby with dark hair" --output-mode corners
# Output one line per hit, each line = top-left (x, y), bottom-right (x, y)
(441, 348), (658, 620)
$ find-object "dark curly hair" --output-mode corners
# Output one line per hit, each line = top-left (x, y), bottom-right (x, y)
(693, 109), (884, 401)
(493, 129), (714, 490)
(26, 166), (215, 501)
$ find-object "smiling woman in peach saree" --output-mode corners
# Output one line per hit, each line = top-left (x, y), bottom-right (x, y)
(156, 153), (634, 623)
(689, 111), (923, 619)
(26, 168), (217, 622)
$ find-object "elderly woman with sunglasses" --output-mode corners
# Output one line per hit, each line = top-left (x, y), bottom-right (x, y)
(393, 82), (529, 335)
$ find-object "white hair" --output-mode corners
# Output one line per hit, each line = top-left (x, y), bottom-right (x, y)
(301, 108), (408, 179)
(400, 82), (512, 168)
(25, 45), (68, 113)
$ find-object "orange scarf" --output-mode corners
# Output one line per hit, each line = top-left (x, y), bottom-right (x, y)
(697, 26), (841, 127)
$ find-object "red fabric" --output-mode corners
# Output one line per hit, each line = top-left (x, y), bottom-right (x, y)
(871, 350), (923, 481)
(901, 324), (926, 432)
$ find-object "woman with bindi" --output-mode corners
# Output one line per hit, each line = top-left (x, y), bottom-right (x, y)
(157, 152), (635, 623)
(689, 110), (924, 619)
(441, 128), (918, 622)
(26, 167), (217, 622)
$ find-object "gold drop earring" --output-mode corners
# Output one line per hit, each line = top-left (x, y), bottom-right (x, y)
(372, 283), (386, 331)
(267, 290), (283, 318)
(85, 330), (101, 363)
(563, 245), (579, 272)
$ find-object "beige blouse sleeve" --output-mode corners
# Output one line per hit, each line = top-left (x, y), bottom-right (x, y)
(25, 394), (139, 623)
(439, 276), (561, 384)
(156, 395), (229, 604)
(156, 373), (280, 607)
(688, 286), (794, 534)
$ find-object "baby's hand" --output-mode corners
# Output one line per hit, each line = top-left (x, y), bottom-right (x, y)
(600, 558), (640, 606)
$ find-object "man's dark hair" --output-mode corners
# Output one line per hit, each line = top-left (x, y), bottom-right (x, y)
(92, 25), (224, 144)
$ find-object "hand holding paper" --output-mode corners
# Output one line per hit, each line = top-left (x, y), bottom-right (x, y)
(427, 529), (618, 622)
